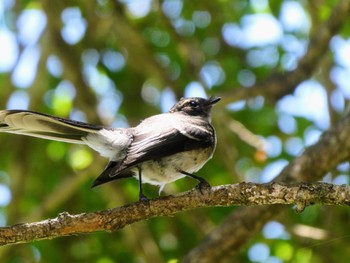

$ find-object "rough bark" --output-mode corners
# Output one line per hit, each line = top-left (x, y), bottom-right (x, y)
(1, 182), (350, 246)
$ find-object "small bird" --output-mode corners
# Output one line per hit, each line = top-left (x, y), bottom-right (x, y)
(0, 96), (220, 201)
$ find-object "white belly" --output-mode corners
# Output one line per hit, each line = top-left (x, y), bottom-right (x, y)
(131, 147), (214, 189)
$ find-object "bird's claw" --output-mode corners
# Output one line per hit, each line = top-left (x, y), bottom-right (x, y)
(138, 193), (150, 203)
(196, 180), (211, 194)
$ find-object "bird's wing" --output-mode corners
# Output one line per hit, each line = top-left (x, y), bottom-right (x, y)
(126, 124), (214, 166)
(0, 110), (102, 144)
(122, 115), (215, 170)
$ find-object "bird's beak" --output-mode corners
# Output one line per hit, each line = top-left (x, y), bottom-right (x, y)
(209, 96), (221, 105)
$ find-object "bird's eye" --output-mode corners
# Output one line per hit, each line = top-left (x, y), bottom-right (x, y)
(189, 101), (198, 107)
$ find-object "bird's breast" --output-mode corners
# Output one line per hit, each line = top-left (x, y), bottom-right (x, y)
(134, 145), (215, 186)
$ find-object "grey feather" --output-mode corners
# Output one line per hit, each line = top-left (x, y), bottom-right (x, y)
(0, 110), (101, 144)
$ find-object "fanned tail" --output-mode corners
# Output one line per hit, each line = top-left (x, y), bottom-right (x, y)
(0, 110), (102, 144)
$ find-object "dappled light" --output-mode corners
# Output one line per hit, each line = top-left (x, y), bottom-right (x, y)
(0, 0), (350, 262)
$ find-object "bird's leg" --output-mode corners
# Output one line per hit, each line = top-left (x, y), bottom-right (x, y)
(179, 170), (211, 194)
(137, 167), (149, 202)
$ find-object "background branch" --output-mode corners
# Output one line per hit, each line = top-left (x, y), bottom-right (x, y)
(220, 0), (350, 104)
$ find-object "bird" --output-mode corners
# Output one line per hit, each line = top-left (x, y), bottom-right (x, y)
(0, 96), (221, 201)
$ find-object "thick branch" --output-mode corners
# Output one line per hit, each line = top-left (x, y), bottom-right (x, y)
(1, 182), (349, 246)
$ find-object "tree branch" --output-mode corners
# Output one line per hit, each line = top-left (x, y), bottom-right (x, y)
(1, 182), (350, 246)
(220, 0), (350, 104)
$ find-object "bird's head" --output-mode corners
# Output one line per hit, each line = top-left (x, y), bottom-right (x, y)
(169, 96), (221, 119)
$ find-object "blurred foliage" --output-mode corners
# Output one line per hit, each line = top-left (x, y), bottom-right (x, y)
(0, 0), (350, 262)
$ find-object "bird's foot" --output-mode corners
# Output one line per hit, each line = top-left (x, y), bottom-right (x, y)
(196, 179), (211, 194)
(138, 193), (150, 203)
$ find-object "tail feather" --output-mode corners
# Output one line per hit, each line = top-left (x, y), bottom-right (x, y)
(0, 110), (102, 144)
(91, 161), (133, 187)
